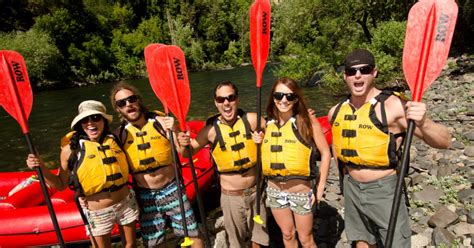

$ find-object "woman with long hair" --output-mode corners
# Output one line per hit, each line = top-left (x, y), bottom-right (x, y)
(27, 100), (139, 248)
(253, 78), (331, 248)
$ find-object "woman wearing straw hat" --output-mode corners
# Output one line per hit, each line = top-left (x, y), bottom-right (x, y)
(27, 100), (139, 248)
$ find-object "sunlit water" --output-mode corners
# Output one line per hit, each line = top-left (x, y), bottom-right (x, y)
(0, 65), (340, 171)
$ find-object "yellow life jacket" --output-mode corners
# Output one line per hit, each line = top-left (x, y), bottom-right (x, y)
(70, 134), (129, 196)
(210, 112), (257, 173)
(121, 111), (172, 174)
(331, 90), (404, 169)
(262, 117), (318, 179)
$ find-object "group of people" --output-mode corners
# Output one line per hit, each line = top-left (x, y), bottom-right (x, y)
(25, 48), (451, 248)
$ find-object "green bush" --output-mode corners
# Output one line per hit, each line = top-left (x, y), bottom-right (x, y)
(0, 29), (63, 84)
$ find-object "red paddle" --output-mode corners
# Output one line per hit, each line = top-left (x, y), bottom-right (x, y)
(0, 50), (65, 247)
(144, 43), (167, 111)
(151, 45), (211, 247)
(250, 0), (271, 225)
(386, 0), (457, 247)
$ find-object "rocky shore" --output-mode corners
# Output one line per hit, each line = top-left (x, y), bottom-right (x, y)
(203, 55), (474, 248)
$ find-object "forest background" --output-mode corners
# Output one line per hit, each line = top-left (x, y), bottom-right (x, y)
(0, 0), (472, 93)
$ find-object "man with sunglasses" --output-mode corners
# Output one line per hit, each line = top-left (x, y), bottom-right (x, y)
(110, 82), (203, 248)
(328, 49), (451, 248)
(177, 81), (269, 248)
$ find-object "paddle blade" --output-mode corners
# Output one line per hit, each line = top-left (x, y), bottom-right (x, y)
(153, 45), (190, 131)
(0, 51), (33, 133)
(250, 0), (271, 87)
(144, 43), (168, 111)
(402, 0), (458, 101)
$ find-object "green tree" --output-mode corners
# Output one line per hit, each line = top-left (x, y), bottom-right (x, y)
(0, 29), (63, 84)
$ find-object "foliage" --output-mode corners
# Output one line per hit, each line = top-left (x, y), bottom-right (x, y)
(0, 29), (63, 84)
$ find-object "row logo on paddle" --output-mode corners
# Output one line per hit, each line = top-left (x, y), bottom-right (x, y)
(10, 61), (25, 82)
(173, 57), (184, 80)
(435, 13), (450, 42)
(262, 11), (269, 35)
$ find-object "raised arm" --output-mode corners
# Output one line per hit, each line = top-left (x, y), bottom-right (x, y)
(404, 101), (451, 149)
(177, 124), (213, 158)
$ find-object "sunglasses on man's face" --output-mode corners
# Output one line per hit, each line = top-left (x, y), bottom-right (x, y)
(115, 95), (139, 108)
(273, 92), (298, 101)
(80, 114), (103, 125)
(215, 94), (238, 103)
(345, 66), (374, 76)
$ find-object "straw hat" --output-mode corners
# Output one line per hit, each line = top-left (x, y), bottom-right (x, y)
(70, 100), (113, 129)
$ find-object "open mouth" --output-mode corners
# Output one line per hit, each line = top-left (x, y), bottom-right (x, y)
(353, 82), (364, 90)
(86, 127), (99, 135)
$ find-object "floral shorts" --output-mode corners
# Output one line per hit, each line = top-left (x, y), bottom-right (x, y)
(266, 187), (313, 215)
(85, 190), (139, 236)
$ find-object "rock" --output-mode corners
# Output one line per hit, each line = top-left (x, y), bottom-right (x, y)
(415, 143), (429, 151)
(468, 209), (474, 224)
(465, 131), (474, 141)
(467, 105), (474, 116)
(437, 165), (453, 178)
(464, 146), (474, 157)
(413, 185), (443, 205)
(411, 174), (429, 186)
(458, 188), (474, 203)
(432, 227), (456, 247)
(452, 140), (465, 149)
(428, 206), (458, 228)
(411, 234), (430, 247)
(452, 222), (474, 236)
(437, 158), (450, 166)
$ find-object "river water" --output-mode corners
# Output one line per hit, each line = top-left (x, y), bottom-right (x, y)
(0, 65), (340, 172)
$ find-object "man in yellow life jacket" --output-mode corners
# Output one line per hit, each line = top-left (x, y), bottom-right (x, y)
(110, 82), (203, 248)
(177, 81), (269, 248)
(328, 49), (451, 248)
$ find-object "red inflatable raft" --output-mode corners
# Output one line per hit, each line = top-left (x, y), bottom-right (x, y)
(0, 121), (214, 247)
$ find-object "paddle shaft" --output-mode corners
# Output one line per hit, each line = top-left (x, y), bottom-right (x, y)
(184, 146), (211, 247)
(255, 87), (263, 216)
(25, 133), (65, 247)
(385, 121), (415, 247)
(168, 129), (191, 240)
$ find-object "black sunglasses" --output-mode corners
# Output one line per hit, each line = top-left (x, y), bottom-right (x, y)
(215, 94), (238, 103)
(345, 66), (374, 76)
(273, 92), (298, 101)
(115, 95), (139, 108)
(80, 114), (103, 125)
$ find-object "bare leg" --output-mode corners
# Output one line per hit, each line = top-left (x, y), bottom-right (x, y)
(191, 236), (204, 248)
(272, 208), (298, 248)
(119, 221), (137, 248)
(356, 241), (375, 248)
(90, 234), (111, 248)
(251, 241), (261, 248)
(294, 212), (316, 248)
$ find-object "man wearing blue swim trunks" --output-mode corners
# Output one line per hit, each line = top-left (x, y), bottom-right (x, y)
(111, 82), (203, 248)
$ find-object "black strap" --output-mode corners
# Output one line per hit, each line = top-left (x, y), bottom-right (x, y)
(98, 145), (110, 151)
(137, 143), (151, 150)
(241, 114), (252, 139)
(231, 142), (245, 151)
(234, 157), (251, 166)
(229, 130), (240, 137)
(271, 131), (282, 137)
(342, 129), (356, 138)
(136, 131), (147, 137)
(140, 157), (156, 165)
(106, 173), (123, 181)
(213, 120), (227, 151)
(270, 163), (286, 170)
(102, 157), (118, 164)
(270, 145), (283, 152)
(341, 149), (358, 157)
